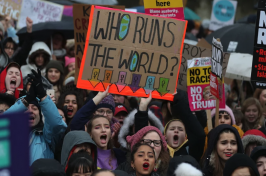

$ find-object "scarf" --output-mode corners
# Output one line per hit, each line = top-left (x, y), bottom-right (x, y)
(53, 49), (66, 57)
(167, 139), (189, 158)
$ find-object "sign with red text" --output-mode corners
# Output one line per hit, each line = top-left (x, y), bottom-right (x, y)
(210, 38), (223, 99)
(144, 0), (184, 20)
(0, 0), (22, 20)
(187, 57), (225, 111)
(77, 6), (187, 101)
(251, 0), (266, 88)
(17, 0), (64, 28)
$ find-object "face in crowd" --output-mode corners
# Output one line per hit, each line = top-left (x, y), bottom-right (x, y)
(47, 68), (60, 84)
(165, 120), (186, 149)
(5, 42), (15, 58)
(5, 66), (21, 92)
(64, 94), (78, 119)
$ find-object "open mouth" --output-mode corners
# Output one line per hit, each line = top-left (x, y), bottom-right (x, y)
(173, 135), (179, 144)
(10, 80), (16, 89)
(143, 162), (149, 170)
(29, 116), (34, 124)
(100, 134), (107, 144)
(67, 108), (73, 116)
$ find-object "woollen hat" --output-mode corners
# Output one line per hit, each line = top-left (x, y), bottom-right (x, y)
(46, 60), (64, 74)
(65, 56), (75, 67)
(242, 129), (266, 150)
(96, 95), (115, 113)
(126, 126), (168, 151)
(211, 105), (236, 125)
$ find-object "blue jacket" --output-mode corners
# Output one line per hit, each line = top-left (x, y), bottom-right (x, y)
(4, 96), (67, 165)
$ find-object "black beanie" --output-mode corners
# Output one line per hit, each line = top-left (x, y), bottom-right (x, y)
(46, 60), (64, 74)
(223, 153), (259, 176)
(250, 146), (266, 162)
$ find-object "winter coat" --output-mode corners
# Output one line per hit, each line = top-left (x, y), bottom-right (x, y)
(202, 125), (244, 176)
(4, 96), (67, 165)
(30, 159), (65, 176)
(61, 131), (98, 170)
(0, 62), (23, 98)
(170, 89), (206, 162)
(223, 153), (259, 176)
(21, 42), (52, 79)
(167, 155), (202, 176)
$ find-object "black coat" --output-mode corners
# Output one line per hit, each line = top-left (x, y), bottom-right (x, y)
(31, 158), (65, 176)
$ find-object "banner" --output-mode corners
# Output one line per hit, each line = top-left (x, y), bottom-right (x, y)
(210, 38), (223, 99)
(17, 0), (64, 28)
(144, 0), (184, 20)
(0, 112), (29, 176)
(77, 6), (187, 101)
(251, 0), (266, 88)
(177, 43), (230, 91)
(209, 0), (237, 31)
(0, 0), (22, 20)
(73, 4), (125, 83)
(187, 57), (225, 111)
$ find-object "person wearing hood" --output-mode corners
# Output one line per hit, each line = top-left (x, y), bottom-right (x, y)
(223, 153), (259, 176)
(202, 124), (244, 176)
(45, 60), (64, 103)
(117, 126), (170, 176)
(0, 62), (23, 98)
(242, 129), (266, 156)
(30, 159), (66, 176)
(3, 69), (67, 165)
(202, 106), (244, 155)
(167, 155), (202, 176)
(0, 93), (16, 113)
(21, 41), (52, 79)
(251, 146), (266, 176)
(61, 131), (98, 171)
(0, 17), (33, 73)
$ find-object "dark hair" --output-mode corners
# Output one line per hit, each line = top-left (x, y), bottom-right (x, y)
(211, 110), (232, 127)
(66, 152), (95, 176)
(0, 93), (16, 107)
(233, 110), (244, 126)
(4, 38), (17, 55)
(91, 169), (116, 176)
(45, 67), (64, 93)
(28, 49), (50, 69)
(130, 143), (156, 163)
(87, 115), (115, 169)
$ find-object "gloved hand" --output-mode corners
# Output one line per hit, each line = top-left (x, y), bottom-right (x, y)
(28, 69), (46, 100)
(24, 77), (37, 103)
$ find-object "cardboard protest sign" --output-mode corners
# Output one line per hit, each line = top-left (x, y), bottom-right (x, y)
(77, 6), (187, 101)
(0, 0), (22, 20)
(144, 0), (184, 20)
(251, 0), (266, 88)
(0, 112), (29, 175)
(177, 43), (230, 91)
(73, 4), (125, 84)
(210, 38), (224, 99)
(17, 0), (64, 28)
(209, 0), (237, 31)
(187, 57), (225, 111)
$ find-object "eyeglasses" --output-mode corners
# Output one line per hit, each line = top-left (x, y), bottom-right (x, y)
(5, 47), (14, 51)
(96, 109), (113, 115)
(141, 139), (162, 147)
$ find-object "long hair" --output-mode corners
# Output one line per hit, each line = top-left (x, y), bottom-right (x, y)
(241, 97), (263, 132)
(254, 88), (264, 100)
(45, 67), (64, 92)
(87, 115), (115, 170)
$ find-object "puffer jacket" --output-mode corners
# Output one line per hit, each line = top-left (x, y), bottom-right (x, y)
(4, 96), (67, 165)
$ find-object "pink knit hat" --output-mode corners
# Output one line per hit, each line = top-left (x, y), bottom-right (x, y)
(126, 126), (168, 151)
(65, 56), (75, 67)
(211, 105), (236, 125)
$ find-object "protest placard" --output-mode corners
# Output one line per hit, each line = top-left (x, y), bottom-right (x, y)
(209, 0), (237, 31)
(0, 0), (22, 20)
(0, 112), (29, 176)
(144, 0), (184, 20)
(73, 4), (125, 83)
(251, 0), (266, 88)
(210, 38), (223, 100)
(177, 43), (230, 91)
(187, 57), (225, 111)
(77, 6), (187, 101)
(17, 0), (64, 28)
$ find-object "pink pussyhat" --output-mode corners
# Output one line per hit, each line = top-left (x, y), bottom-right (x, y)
(65, 56), (75, 67)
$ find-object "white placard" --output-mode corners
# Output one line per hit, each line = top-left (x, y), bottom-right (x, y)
(209, 0), (237, 31)
(17, 0), (64, 29)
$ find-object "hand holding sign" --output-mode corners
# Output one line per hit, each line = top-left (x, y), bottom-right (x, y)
(93, 85), (110, 105)
(139, 93), (152, 111)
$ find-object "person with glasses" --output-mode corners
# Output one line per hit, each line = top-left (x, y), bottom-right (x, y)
(116, 126), (170, 176)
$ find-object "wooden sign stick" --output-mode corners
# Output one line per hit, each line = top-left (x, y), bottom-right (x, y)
(206, 109), (213, 131)
(215, 38), (221, 128)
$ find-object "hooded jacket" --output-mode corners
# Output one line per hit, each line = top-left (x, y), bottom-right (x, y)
(250, 146), (266, 162)
(223, 153), (259, 176)
(61, 131), (98, 170)
(242, 129), (266, 152)
(21, 42), (52, 79)
(167, 155), (202, 176)
(31, 159), (66, 176)
(4, 96), (67, 165)
(203, 124), (244, 176)
(0, 62), (23, 98)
